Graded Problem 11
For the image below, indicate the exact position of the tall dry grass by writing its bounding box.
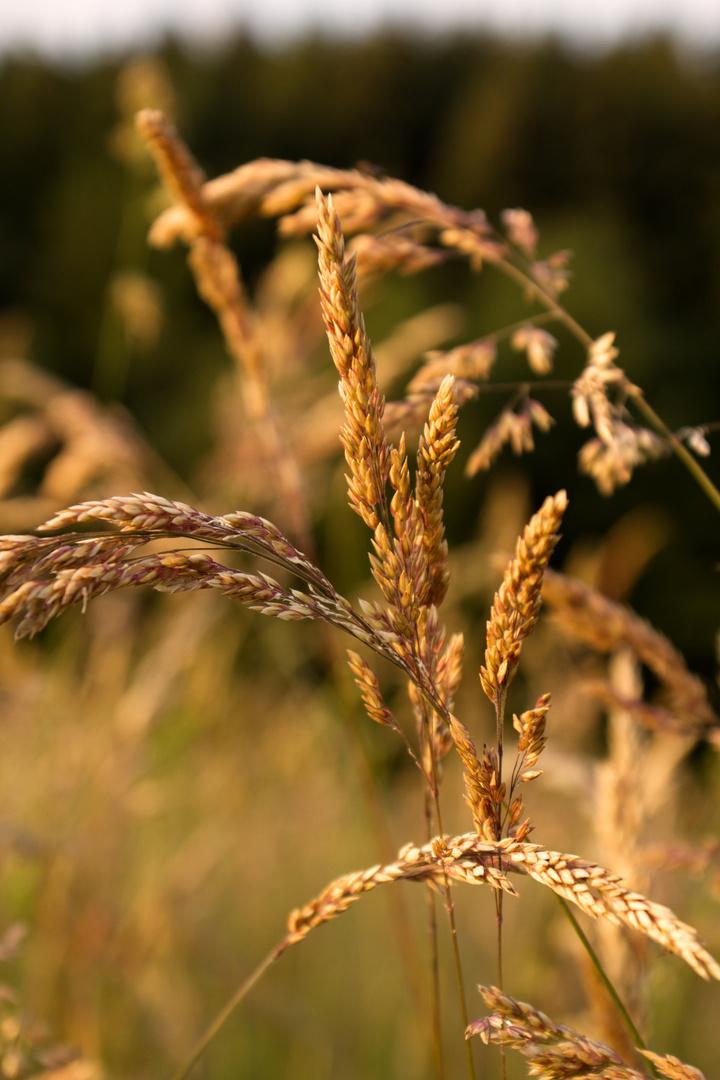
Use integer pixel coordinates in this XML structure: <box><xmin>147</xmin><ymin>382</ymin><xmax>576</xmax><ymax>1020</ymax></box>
<box><xmin>0</xmin><ymin>95</ymin><xmax>718</xmax><ymax>1080</ymax></box>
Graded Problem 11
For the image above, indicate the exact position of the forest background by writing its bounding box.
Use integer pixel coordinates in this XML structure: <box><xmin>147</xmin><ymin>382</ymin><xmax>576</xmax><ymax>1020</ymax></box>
<box><xmin>0</xmin><ymin>28</ymin><xmax>719</xmax><ymax>1080</ymax></box>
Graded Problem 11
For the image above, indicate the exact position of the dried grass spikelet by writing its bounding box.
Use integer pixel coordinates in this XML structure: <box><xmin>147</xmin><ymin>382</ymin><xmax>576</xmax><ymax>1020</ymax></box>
<box><xmin>415</xmin><ymin>373</ymin><xmax>459</xmax><ymax>608</ymax></box>
<box><xmin>572</xmin><ymin>332</ymin><xmax>668</xmax><ymax>494</ymax></box>
<box><xmin>346</xmin><ymin>649</ymin><xmax>397</xmax><ymax>729</ymax></box>
<box><xmin>579</xmin><ymin>424</ymin><xmax>668</xmax><ymax>496</ymax></box>
<box><xmin>135</xmin><ymin>109</ymin><xmax>208</xmax><ymax>228</ymax></box>
<box><xmin>502</xmin><ymin>207</ymin><xmax>539</xmax><ymax>257</ymax></box>
<box><xmin>379</xmin><ymin>831</ymin><xmax>720</xmax><ymax>979</ymax></box>
<box><xmin>403</xmin><ymin>609</ymin><xmax>464</xmax><ymax>777</ymax></box>
<box><xmin>367</xmin><ymin>435</ymin><xmax>425</xmax><ymax>641</ymax></box>
<box><xmin>513</xmin><ymin>693</ymin><xmax>551</xmax><ymax>782</ymax></box>
<box><xmin>383</xmin><ymin>378</ymin><xmax>477</xmax><ymax>443</ymax></box>
<box><xmin>307</xmin><ymin>830</ymin><xmax>720</xmax><ymax>980</ymax></box>
<box><xmin>316</xmin><ymin>190</ymin><xmax>461</xmax><ymax>655</ymax></box>
<box><xmin>408</xmin><ymin>607</ymin><xmax>464</xmax><ymax>772</ymax></box>
<box><xmin>469</xmin><ymin>988</ymin><xmax>709</xmax><ymax>1078</ymax></box>
<box><xmin>350</xmin><ymin>229</ymin><xmax>447</xmax><ymax>278</ymax></box>
<box><xmin>0</xmin><ymin>549</ymin><xmax>331</xmax><ymax>639</ymax></box>
<box><xmin>412</xmin><ymin>340</ymin><xmax>497</xmax><ymax>387</ymax></box>
<box><xmin>465</xmin><ymin>397</ymin><xmax>554</xmax><ymax>476</ymax></box>
<box><xmin>146</xmin><ymin>154</ymin><xmax>505</xmax><ymax>271</ymax></box>
<box><xmin>284</xmin><ymin>833</ymin><xmax>515</xmax><ymax>947</ymax></box>
<box><xmin>676</xmin><ymin>425</ymin><xmax>711</xmax><ymax>458</ymax></box>
<box><xmin>442</xmin><ymin>709</ymin><xmax>502</xmax><ymax>840</ymax></box>
<box><xmin>467</xmin><ymin>985</ymin><xmax>643</xmax><ymax>1077</ymax></box>
<box><xmin>481</xmin><ymin>490</ymin><xmax>567</xmax><ymax>705</ymax></box>
<box><xmin>499</xmin><ymin>840</ymin><xmax>720</xmax><ymax>980</ymax></box>
<box><xmin>641</xmin><ymin>1051</ymin><xmax>708</xmax><ymax>1080</ymax></box>
<box><xmin>505</xmin><ymin>692</ymin><xmax>552</xmax><ymax>843</ymax></box>
<box><xmin>511</xmin><ymin>324</ymin><xmax>558</xmax><ymax>375</ymax></box>
<box><xmin>530</xmin><ymin>248</ymin><xmax>573</xmax><ymax>298</ymax></box>
<box><xmin>0</xmin><ymin>493</ymin><xmax>401</xmax><ymax>663</ymax></box>
<box><xmin>383</xmin><ymin>337</ymin><xmax>491</xmax><ymax>439</ymax></box>
<box><xmin>137</xmin><ymin>110</ymin><xmax>312</xmax><ymax>549</ymax></box>
<box><xmin>315</xmin><ymin>189</ymin><xmax>390</xmax><ymax>532</ymax></box>
<box><xmin>0</xmin><ymin>358</ymin><xmax>159</xmax><ymax>527</ymax></box>
<box><xmin>542</xmin><ymin>569</ymin><xmax>720</xmax><ymax>744</ymax></box>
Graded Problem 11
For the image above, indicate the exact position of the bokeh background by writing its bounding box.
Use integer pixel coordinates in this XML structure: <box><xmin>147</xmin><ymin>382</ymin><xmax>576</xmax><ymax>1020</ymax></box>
<box><xmin>0</xmin><ymin>3</ymin><xmax>719</xmax><ymax>1078</ymax></box>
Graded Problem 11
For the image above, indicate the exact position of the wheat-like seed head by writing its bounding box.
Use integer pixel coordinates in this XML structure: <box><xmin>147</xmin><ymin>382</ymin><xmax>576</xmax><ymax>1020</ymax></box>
<box><xmin>136</xmin><ymin>109</ymin><xmax>210</xmax><ymax>230</ymax></box>
<box><xmin>501</xmin><ymin>841</ymin><xmax>720</xmax><ymax>981</ymax></box>
<box><xmin>468</xmin><ymin>986</ymin><xmax>646</xmax><ymax>1078</ymax></box>
<box><xmin>468</xmin><ymin>987</ymin><xmax>709</xmax><ymax>1079</ymax></box>
<box><xmin>415</xmin><ymin>373</ymin><xmax>459</xmax><ymax>608</ymax></box>
<box><xmin>481</xmin><ymin>490</ymin><xmax>567</xmax><ymax>705</ymax></box>
<box><xmin>0</xmin><ymin>493</ymin><xmax>408</xmax><ymax>666</ymax></box>
<box><xmin>513</xmin><ymin>692</ymin><xmax>551</xmax><ymax>778</ymax></box>
<box><xmin>138</xmin><ymin>111</ymin><xmax>314</xmax><ymax>549</ymax></box>
<box><xmin>315</xmin><ymin>189</ymin><xmax>390</xmax><ymax>533</ymax></box>
<box><xmin>346</xmin><ymin>649</ymin><xmax>397</xmax><ymax>730</ymax></box>
<box><xmin>284</xmin><ymin>834</ymin><xmax>515</xmax><ymax>947</ymax></box>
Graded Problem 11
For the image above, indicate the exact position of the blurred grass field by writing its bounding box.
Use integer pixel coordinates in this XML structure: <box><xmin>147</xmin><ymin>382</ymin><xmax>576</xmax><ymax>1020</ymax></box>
<box><xmin>0</xmin><ymin>37</ymin><xmax>719</xmax><ymax>1080</ymax></box>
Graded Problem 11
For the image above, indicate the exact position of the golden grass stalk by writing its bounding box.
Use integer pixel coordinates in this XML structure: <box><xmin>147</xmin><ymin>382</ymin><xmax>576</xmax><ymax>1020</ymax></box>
<box><xmin>497</xmin><ymin>839</ymin><xmax>720</xmax><ymax>981</ymax></box>
<box><xmin>504</xmin><ymin>692</ymin><xmax>552</xmax><ymax>843</ymax></box>
<box><xmin>467</xmin><ymin>985</ymin><xmax>648</xmax><ymax>1079</ymax></box>
<box><xmin>284</xmin><ymin>834</ymin><xmax>515</xmax><ymax>948</ymax></box>
<box><xmin>0</xmin><ymin>493</ymin><xmax>406</xmax><ymax>665</ymax></box>
<box><xmin>415</xmin><ymin>373</ymin><xmax>460</xmax><ymax>608</ymax></box>
<box><xmin>481</xmin><ymin>490</ymin><xmax>567</xmax><ymax>706</ymax></box>
<box><xmin>468</xmin><ymin>986</ymin><xmax>708</xmax><ymax>1080</ymax></box>
<box><xmin>136</xmin><ymin>110</ymin><xmax>313</xmax><ymax>550</ymax></box>
<box><xmin>468</xmin><ymin>985</ymin><xmax>642</xmax><ymax>1077</ymax></box>
<box><xmin>283</xmin><ymin>830</ymin><xmax>720</xmax><ymax>982</ymax></box>
<box><xmin>315</xmin><ymin>189</ymin><xmax>391</xmax><ymax>532</ymax></box>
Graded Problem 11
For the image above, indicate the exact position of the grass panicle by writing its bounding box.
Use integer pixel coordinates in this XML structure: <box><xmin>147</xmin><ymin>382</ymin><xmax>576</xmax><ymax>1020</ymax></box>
<box><xmin>480</xmin><ymin>489</ymin><xmax>567</xmax><ymax>706</ymax></box>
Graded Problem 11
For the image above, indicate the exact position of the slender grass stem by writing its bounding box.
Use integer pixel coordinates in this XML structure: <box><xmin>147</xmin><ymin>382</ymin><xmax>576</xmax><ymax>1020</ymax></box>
<box><xmin>424</xmin><ymin>785</ymin><xmax>446</xmax><ymax>1080</ymax></box>
<box><xmin>169</xmin><ymin>945</ymin><xmax>284</xmax><ymax>1080</ymax></box>
<box><xmin>556</xmin><ymin>896</ymin><xmax>659</xmax><ymax>1079</ymax></box>
<box><xmin>331</xmin><ymin>635</ymin><xmax>434</xmax><ymax>1051</ymax></box>
<box><xmin>495</xmin><ymin>687</ymin><xmax>507</xmax><ymax>1080</ymax></box>
<box><xmin>427</xmin><ymin>750</ymin><xmax>475</xmax><ymax>1080</ymax></box>
<box><xmin>631</xmin><ymin>393</ymin><xmax>720</xmax><ymax>515</ymax></box>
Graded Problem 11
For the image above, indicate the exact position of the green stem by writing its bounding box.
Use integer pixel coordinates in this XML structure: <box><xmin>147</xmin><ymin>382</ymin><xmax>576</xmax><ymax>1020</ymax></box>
<box><xmin>169</xmin><ymin>945</ymin><xmax>285</xmax><ymax>1080</ymax></box>
<box><xmin>555</xmin><ymin>896</ymin><xmax>658</xmax><ymax>1079</ymax></box>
